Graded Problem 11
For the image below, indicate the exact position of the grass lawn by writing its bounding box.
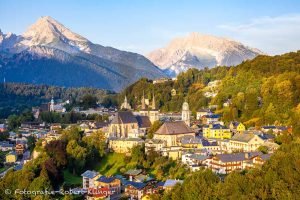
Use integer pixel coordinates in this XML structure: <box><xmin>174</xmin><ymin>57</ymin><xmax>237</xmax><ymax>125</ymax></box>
<box><xmin>92</xmin><ymin>153</ymin><xmax>126</xmax><ymax>176</ymax></box>
<box><xmin>63</xmin><ymin>169</ymin><xmax>82</xmax><ymax>185</ymax></box>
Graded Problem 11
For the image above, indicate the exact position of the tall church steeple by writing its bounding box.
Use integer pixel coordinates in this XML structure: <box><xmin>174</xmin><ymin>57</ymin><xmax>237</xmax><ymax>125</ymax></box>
<box><xmin>182</xmin><ymin>99</ymin><xmax>191</xmax><ymax>126</ymax></box>
<box><xmin>152</xmin><ymin>93</ymin><xmax>156</xmax><ymax>110</ymax></box>
<box><xmin>141</xmin><ymin>91</ymin><xmax>146</xmax><ymax>110</ymax></box>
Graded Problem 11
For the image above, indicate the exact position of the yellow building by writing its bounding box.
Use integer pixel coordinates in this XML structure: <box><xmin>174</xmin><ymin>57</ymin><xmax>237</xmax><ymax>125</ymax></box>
<box><xmin>229</xmin><ymin>121</ymin><xmax>246</xmax><ymax>133</ymax></box>
<box><xmin>6</xmin><ymin>151</ymin><xmax>17</xmax><ymax>163</ymax></box>
<box><xmin>203</xmin><ymin>124</ymin><xmax>232</xmax><ymax>139</ymax></box>
<box><xmin>178</xmin><ymin>136</ymin><xmax>203</xmax><ymax>149</ymax></box>
<box><xmin>109</xmin><ymin>137</ymin><xmax>144</xmax><ymax>154</ymax></box>
<box><xmin>153</xmin><ymin>121</ymin><xmax>195</xmax><ymax>147</ymax></box>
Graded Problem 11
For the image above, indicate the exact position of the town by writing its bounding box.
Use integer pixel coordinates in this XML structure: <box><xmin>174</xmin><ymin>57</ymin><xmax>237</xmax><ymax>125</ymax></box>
<box><xmin>0</xmin><ymin>79</ymin><xmax>289</xmax><ymax>200</ymax></box>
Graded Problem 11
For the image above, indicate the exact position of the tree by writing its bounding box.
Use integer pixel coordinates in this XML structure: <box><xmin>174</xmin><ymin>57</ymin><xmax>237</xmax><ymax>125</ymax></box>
<box><xmin>45</xmin><ymin>140</ymin><xmax>67</xmax><ymax>167</ymax></box>
<box><xmin>7</xmin><ymin>115</ymin><xmax>20</xmax><ymax>130</ymax></box>
<box><xmin>66</xmin><ymin>140</ymin><xmax>87</xmax><ymax>175</ymax></box>
<box><xmin>147</xmin><ymin>121</ymin><xmax>163</xmax><ymax>139</ymax></box>
<box><xmin>27</xmin><ymin>135</ymin><xmax>36</xmax><ymax>153</ymax></box>
<box><xmin>82</xmin><ymin>130</ymin><xmax>106</xmax><ymax>157</ymax></box>
<box><xmin>81</xmin><ymin>94</ymin><xmax>97</xmax><ymax>109</ymax></box>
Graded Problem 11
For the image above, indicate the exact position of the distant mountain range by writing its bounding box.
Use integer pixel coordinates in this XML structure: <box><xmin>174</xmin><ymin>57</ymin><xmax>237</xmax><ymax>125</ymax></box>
<box><xmin>147</xmin><ymin>32</ymin><xmax>263</xmax><ymax>76</ymax></box>
<box><xmin>0</xmin><ymin>16</ymin><xmax>166</xmax><ymax>91</ymax></box>
<box><xmin>0</xmin><ymin>17</ymin><xmax>263</xmax><ymax>90</ymax></box>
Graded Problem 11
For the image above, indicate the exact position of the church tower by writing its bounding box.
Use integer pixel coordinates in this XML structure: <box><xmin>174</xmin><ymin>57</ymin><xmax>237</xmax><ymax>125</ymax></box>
<box><xmin>50</xmin><ymin>97</ymin><xmax>55</xmax><ymax>112</ymax></box>
<box><xmin>182</xmin><ymin>100</ymin><xmax>190</xmax><ymax>126</ymax></box>
<box><xmin>120</xmin><ymin>95</ymin><xmax>132</xmax><ymax>110</ymax></box>
<box><xmin>149</xmin><ymin>93</ymin><xmax>159</xmax><ymax>124</ymax></box>
<box><xmin>140</xmin><ymin>91</ymin><xmax>148</xmax><ymax>116</ymax></box>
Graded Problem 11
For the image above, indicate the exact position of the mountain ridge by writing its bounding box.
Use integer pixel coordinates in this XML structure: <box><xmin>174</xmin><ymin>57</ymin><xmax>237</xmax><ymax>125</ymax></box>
<box><xmin>0</xmin><ymin>16</ymin><xmax>166</xmax><ymax>91</ymax></box>
<box><xmin>147</xmin><ymin>32</ymin><xmax>263</xmax><ymax>76</ymax></box>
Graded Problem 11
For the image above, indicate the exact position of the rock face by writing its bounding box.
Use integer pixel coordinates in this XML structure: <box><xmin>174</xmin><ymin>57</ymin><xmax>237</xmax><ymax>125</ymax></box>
<box><xmin>147</xmin><ymin>32</ymin><xmax>263</xmax><ymax>76</ymax></box>
<box><xmin>0</xmin><ymin>16</ymin><xmax>166</xmax><ymax>91</ymax></box>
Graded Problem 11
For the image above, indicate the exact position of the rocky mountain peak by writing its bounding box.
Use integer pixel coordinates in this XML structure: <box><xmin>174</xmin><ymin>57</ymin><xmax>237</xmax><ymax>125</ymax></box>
<box><xmin>147</xmin><ymin>32</ymin><xmax>263</xmax><ymax>76</ymax></box>
<box><xmin>21</xmin><ymin>16</ymin><xmax>89</xmax><ymax>48</ymax></box>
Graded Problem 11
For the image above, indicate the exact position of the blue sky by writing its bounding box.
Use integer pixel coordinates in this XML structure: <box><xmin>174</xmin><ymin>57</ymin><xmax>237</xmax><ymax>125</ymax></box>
<box><xmin>0</xmin><ymin>0</ymin><xmax>300</xmax><ymax>55</ymax></box>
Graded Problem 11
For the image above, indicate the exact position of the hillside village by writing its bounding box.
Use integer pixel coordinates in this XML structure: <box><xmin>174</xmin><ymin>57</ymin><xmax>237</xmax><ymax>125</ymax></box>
<box><xmin>0</xmin><ymin>79</ymin><xmax>289</xmax><ymax>199</ymax></box>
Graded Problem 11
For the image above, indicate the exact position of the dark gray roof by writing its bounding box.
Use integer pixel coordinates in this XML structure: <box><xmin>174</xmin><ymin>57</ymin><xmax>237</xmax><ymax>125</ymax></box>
<box><xmin>125</xmin><ymin>169</ymin><xmax>142</xmax><ymax>176</ymax></box>
<box><xmin>81</xmin><ymin>170</ymin><xmax>99</xmax><ymax>179</ymax></box>
<box><xmin>231</xmin><ymin>133</ymin><xmax>257</xmax><ymax>142</ymax></box>
<box><xmin>259</xmin><ymin>154</ymin><xmax>272</xmax><ymax>161</ymax></box>
<box><xmin>216</xmin><ymin>152</ymin><xmax>262</xmax><ymax>162</ymax></box>
<box><xmin>111</xmin><ymin>111</ymin><xmax>138</xmax><ymax>124</ymax></box>
<box><xmin>136</xmin><ymin>115</ymin><xmax>151</xmax><ymax>128</ymax></box>
<box><xmin>156</xmin><ymin>121</ymin><xmax>194</xmax><ymax>135</ymax></box>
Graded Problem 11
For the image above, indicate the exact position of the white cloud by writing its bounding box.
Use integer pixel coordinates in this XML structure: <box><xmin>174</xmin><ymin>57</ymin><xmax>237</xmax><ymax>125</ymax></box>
<box><xmin>218</xmin><ymin>14</ymin><xmax>300</xmax><ymax>55</ymax></box>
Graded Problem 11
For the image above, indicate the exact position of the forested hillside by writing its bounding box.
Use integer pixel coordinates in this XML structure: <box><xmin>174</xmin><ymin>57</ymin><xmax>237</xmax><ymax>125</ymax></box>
<box><xmin>0</xmin><ymin>83</ymin><xmax>109</xmax><ymax>118</ymax></box>
<box><xmin>121</xmin><ymin>51</ymin><xmax>300</xmax><ymax>127</ymax></box>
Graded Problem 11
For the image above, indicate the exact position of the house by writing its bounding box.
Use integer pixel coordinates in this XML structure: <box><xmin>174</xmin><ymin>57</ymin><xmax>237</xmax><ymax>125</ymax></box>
<box><xmin>108</xmin><ymin>137</ymin><xmax>144</xmax><ymax>154</ymax></box>
<box><xmin>229</xmin><ymin>121</ymin><xmax>246</xmax><ymax>133</ymax></box>
<box><xmin>202</xmin><ymin>114</ymin><xmax>220</xmax><ymax>125</ymax></box>
<box><xmin>202</xmin><ymin>139</ymin><xmax>221</xmax><ymax>154</ymax></box>
<box><xmin>171</xmin><ymin>89</ymin><xmax>177</xmax><ymax>96</ymax></box>
<box><xmin>178</xmin><ymin>136</ymin><xmax>203</xmax><ymax>149</ymax></box>
<box><xmin>261</xmin><ymin>125</ymin><xmax>277</xmax><ymax>133</ymax></box>
<box><xmin>253</xmin><ymin>154</ymin><xmax>272</xmax><ymax>166</ymax></box>
<box><xmin>124</xmin><ymin>181</ymin><xmax>147</xmax><ymax>200</ymax></box>
<box><xmin>81</xmin><ymin>170</ymin><xmax>101</xmax><ymax>189</ymax></box>
<box><xmin>15</xmin><ymin>143</ymin><xmax>25</xmax><ymax>155</ymax></box>
<box><xmin>0</xmin><ymin>141</ymin><xmax>14</xmax><ymax>151</ymax></box>
<box><xmin>182</xmin><ymin>153</ymin><xmax>210</xmax><ymax>170</ymax></box>
<box><xmin>0</xmin><ymin>124</ymin><xmax>7</xmax><ymax>132</ymax></box>
<box><xmin>6</xmin><ymin>151</ymin><xmax>17</xmax><ymax>163</ymax></box>
<box><xmin>210</xmin><ymin>152</ymin><xmax>262</xmax><ymax>174</ymax></box>
<box><xmin>94</xmin><ymin>176</ymin><xmax>121</xmax><ymax>196</ymax></box>
<box><xmin>163</xmin><ymin>179</ymin><xmax>183</xmax><ymax>191</ymax></box>
<box><xmin>203</xmin><ymin>124</ymin><xmax>231</xmax><ymax>139</ymax></box>
<box><xmin>145</xmin><ymin>139</ymin><xmax>165</xmax><ymax>153</ymax></box>
<box><xmin>196</xmin><ymin>109</ymin><xmax>212</xmax><ymax>120</ymax></box>
<box><xmin>153</xmin><ymin>121</ymin><xmax>195</xmax><ymax>147</ymax></box>
<box><xmin>228</xmin><ymin>132</ymin><xmax>265</xmax><ymax>152</ymax></box>
<box><xmin>125</xmin><ymin>169</ymin><xmax>143</xmax><ymax>181</ymax></box>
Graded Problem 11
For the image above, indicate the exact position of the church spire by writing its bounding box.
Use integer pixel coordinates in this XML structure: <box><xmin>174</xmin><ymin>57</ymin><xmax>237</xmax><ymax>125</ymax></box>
<box><xmin>141</xmin><ymin>91</ymin><xmax>146</xmax><ymax>110</ymax></box>
<box><xmin>152</xmin><ymin>93</ymin><xmax>156</xmax><ymax>110</ymax></box>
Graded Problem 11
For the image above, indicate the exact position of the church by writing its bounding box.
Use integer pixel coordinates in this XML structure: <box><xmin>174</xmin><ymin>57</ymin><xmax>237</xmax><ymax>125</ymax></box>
<box><xmin>139</xmin><ymin>92</ymin><xmax>159</xmax><ymax>124</ymax></box>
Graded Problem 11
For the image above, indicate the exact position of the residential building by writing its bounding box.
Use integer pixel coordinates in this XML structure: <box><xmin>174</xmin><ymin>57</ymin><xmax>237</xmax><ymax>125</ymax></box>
<box><xmin>0</xmin><ymin>141</ymin><xmax>14</xmax><ymax>151</ymax></box>
<box><xmin>210</xmin><ymin>152</ymin><xmax>262</xmax><ymax>174</ymax></box>
<box><xmin>203</xmin><ymin>124</ymin><xmax>232</xmax><ymax>139</ymax></box>
<box><xmin>108</xmin><ymin>137</ymin><xmax>144</xmax><ymax>154</ymax></box>
<box><xmin>196</xmin><ymin>108</ymin><xmax>212</xmax><ymax>120</ymax></box>
<box><xmin>178</xmin><ymin>136</ymin><xmax>203</xmax><ymax>149</ymax></box>
<box><xmin>253</xmin><ymin>154</ymin><xmax>272</xmax><ymax>166</ymax></box>
<box><xmin>229</xmin><ymin>121</ymin><xmax>246</xmax><ymax>133</ymax></box>
<box><xmin>81</xmin><ymin>170</ymin><xmax>101</xmax><ymax>189</ymax></box>
<box><xmin>228</xmin><ymin>133</ymin><xmax>265</xmax><ymax>152</ymax></box>
<box><xmin>163</xmin><ymin>179</ymin><xmax>183</xmax><ymax>191</ymax></box>
<box><xmin>124</xmin><ymin>181</ymin><xmax>147</xmax><ymax>200</ymax></box>
<box><xmin>0</xmin><ymin>124</ymin><xmax>7</xmax><ymax>132</ymax></box>
<box><xmin>125</xmin><ymin>169</ymin><xmax>143</xmax><ymax>181</ymax></box>
<box><xmin>15</xmin><ymin>143</ymin><xmax>25</xmax><ymax>155</ymax></box>
<box><xmin>94</xmin><ymin>176</ymin><xmax>121</xmax><ymax>196</ymax></box>
<box><xmin>202</xmin><ymin>114</ymin><xmax>220</xmax><ymax>125</ymax></box>
<box><xmin>145</xmin><ymin>139</ymin><xmax>165</xmax><ymax>153</ymax></box>
<box><xmin>153</xmin><ymin>121</ymin><xmax>195</xmax><ymax>147</ymax></box>
<box><xmin>6</xmin><ymin>151</ymin><xmax>17</xmax><ymax>163</ymax></box>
